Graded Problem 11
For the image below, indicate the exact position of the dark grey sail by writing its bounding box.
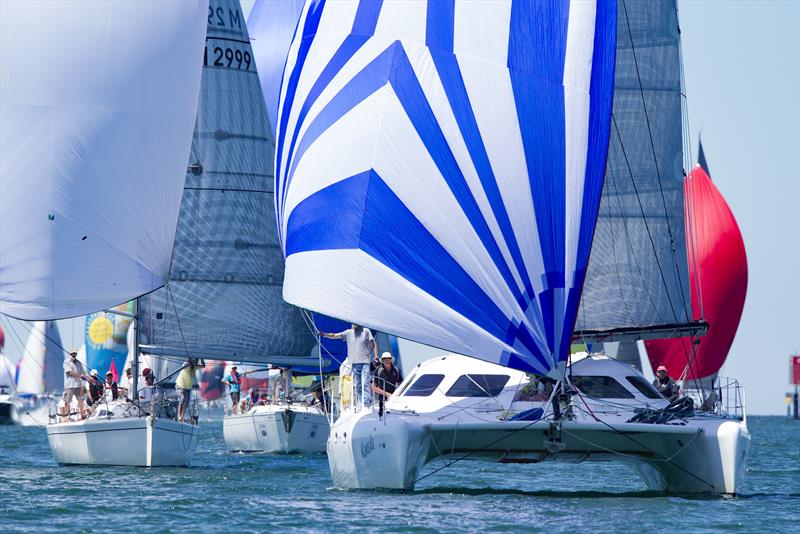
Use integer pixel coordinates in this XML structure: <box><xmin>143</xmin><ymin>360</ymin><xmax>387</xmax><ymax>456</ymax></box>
<box><xmin>139</xmin><ymin>0</ymin><xmax>324</xmax><ymax>367</ymax></box>
<box><xmin>575</xmin><ymin>0</ymin><xmax>705</xmax><ymax>343</ymax></box>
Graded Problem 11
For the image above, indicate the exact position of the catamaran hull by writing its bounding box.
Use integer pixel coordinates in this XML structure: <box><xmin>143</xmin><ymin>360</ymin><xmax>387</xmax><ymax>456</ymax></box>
<box><xmin>223</xmin><ymin>407</ymin><xmax>328</xmax><ymax>453</ymax></box>
<box><xmin>328</xmin><ymin>411</ymin><xmax>750</xmax><ymax>495</ymax></box>
<box><xmin>46</xmin><ymin>416</ymin><xmax>199</xmax><ymax>466</ymax></box>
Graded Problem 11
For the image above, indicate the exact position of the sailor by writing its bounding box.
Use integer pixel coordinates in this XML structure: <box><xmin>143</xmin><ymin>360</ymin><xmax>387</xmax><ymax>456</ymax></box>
<box><xmin>176</xmin><ymin>357</ymin><xmax>205</xmax><ymax>423</ymax></box>
<box><xmin>653</xmin><ymin>365</ymin><xmax>680</xmax><ymax>401</ymax></box>
<box><xmin>222</xmin><ymin>365</ymin><xmax>242</xmax><ymax>414</ymax></box>
<box><xmin>138</xmin><ymin>368</ymin><xmax>158</xmax><ymax>404</ymax></box>
<box><xmin>103</xmin><ymin>371</ymin><xmax>120</xmax><ymax>403</ymax></box>
<box><xmin>60</xmin><ymin>350</ymin><xmax>87</xmax><ymax>421</ymax></box>
<box><xmin>310</xmin><ymin>380</ymin><xmax>330</xmax><ymax>414</ymax></box>
<box><xmin>372</xmin><ymin>352</ymin><xmax>403</xmax><ymax>417</ymax></box>
<box><xmin>248</xmin><ymin>387</ymin><xmax>260</xmax><ymax>408</ymax></box>
<box><xmin>321</xmin><ymin>324</ymin><xmax>378</xmax><ymax>410</ymax></box>
<box><xmin>88</xmin><ymin>369</ymin><xmax>104</xmax><ymax>404</ymax></box>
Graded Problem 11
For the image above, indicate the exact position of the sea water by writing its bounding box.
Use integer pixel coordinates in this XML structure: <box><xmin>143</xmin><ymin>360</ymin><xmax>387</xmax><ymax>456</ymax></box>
<box><xmin>0</xmin><ymin>416</ymin><xmax>797</xmax><ymax>532</ymax></box>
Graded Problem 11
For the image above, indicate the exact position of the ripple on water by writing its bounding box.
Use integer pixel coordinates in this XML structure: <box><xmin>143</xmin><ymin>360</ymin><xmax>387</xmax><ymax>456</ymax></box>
<box><xmin>0</xmin><ymin>416</ymin><xmax>798</xmax><ymax>533</ymax></box>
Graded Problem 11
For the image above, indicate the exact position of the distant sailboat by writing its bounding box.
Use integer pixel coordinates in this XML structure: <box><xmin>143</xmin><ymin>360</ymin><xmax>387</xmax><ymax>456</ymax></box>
<box><xmin>0</xmin><ymin>1</ymin><xmax>208</xmax><ymax>465</ymax></box>
<box><xmin>274</xmin><ymin>0</ymin><xmax>750</xmax><ymax>493</ymax></box>
<box><xmin>645</xmin><ymin>142</ymin><xmax>748</xmax><ymax>387</ymax></box>
<box><xmin>14</xmin><ymin>321</ymin><xmax>64</xmax><ymax>426</ymax></box>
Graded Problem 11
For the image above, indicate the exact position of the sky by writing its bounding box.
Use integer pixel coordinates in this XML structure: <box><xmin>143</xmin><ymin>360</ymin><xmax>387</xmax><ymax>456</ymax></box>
<box><xmin>2</xmin><ymin>0</ymin><xmax>798</xmax><ymax>415</ymax></box>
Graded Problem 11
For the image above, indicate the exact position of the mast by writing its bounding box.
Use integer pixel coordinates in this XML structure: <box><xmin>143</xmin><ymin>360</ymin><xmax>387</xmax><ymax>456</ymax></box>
<box><xmin>132</xmin><ymin>299</ymin><xmax>139</xmax><ymax>405</ymax></box>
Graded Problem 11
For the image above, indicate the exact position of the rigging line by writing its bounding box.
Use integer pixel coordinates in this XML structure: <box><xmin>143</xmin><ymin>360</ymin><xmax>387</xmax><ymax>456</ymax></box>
<box><xmin>167</xmin><ymin>285</ymin><xmax>192</xmax><ymax>360</ymax></box>
<box><xmin>414</xmin><ymin>384</ymin><xmax>561</xmax><ymax>485</ymax></box>
<box><xmin>606</xmin><ymin>161</ymin><xmax>663</xmax><ymax>325</ymax></box>
<box><xmin>611</xmin><ymin>115</ymin><xmax>681</xmax><ymax>326</ymax></box>
<box><xmin>570</xmin><ymin>400</ymin><xmax>714</xmax><ymax>490</ymax></box>
<box><xmin>620</xmin><ymin>0</ymin><xmax>695</xmax><ymax>337</ymax></box>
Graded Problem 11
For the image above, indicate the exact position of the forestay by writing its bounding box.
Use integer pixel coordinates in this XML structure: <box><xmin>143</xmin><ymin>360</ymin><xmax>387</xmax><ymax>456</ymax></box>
<box><xmin>275</xmin><ymin>1</ymin><xmax>617</xmax><ymax>375</ymax></box>
<box><xmin>575</xmin><ymin>0</ymin><xmax>696</xmax><ymax>341</ymax></box>
<box><xmin>139</xmin><ymin>0</ymin><xmax>331</xmax><ymax>371</ymax></box>
<box><xmin>0</xmin><ymin>1</ymin><xmax>208</xmax><ymax>320</ymax></box>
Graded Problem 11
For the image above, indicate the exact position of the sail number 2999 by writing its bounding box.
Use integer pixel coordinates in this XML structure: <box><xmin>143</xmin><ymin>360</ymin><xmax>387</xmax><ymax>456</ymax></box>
<box><xmin>204</xmin><ymin>45</ymin><xmax>252</xmax><ymax>71</ymax></box>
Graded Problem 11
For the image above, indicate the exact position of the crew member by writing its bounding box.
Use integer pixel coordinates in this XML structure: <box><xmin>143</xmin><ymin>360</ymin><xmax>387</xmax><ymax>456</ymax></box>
<box><xmin>372</xmin><ymin>352</ymin><xmax>403</xmax><ymax>417</ymax></box>
<box><xmin>176</xmin><ymin>357</ymin><xmax>205</xmax><ymax>423</ymax></box>
<box><xmin>61</xmin><ymin>350</ymin><xmax>87</xmax><ymax>421</ymax></box>
<box><xmin>320</xmin><ymin>324</ymin><xmax>377</xmax><ymax>410</ymax></box>
<box><xmin>223</xmin><ymin>365</ymin><xmax>242</xmax><ymax>414</ymax></box>
<box><xmin>653</xmin><ymin>365</ymin><xmax>680</xmax><ymax>401</ymax></box>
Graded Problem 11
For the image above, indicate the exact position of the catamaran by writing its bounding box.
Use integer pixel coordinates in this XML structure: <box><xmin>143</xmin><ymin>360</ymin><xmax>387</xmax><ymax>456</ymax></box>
<box><xmin>272</xmin><ymin>0</ymin><xmax>750</xmax><ymax>494</ymax></box>
<box><xmin>0</xmin><ymin>1</ymin><xmax>207</xmax><ymax>465</ymax></box>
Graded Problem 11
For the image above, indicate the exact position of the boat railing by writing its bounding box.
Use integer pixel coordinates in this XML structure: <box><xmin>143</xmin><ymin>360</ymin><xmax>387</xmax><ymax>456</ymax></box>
<box><xmin>685</xmin><ymin>377</ymin><xmax>746</xmax><ymax>420</ymax></box>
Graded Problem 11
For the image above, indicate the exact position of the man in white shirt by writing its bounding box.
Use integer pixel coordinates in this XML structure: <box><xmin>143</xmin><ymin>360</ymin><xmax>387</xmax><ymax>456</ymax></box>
<box><xmin>138</xmin><ymin>369</ymin><xmax>159</xmax><ymax>408</ymax></box>
<box><xmin>61</xmin><ymin>350</ymin><xmax>87</xmax><ymax>420</ymax></box>
<box><xmin>321</xmin><ymin>324</ymin><xmax>377</xmax><ymax>410</ymax></box>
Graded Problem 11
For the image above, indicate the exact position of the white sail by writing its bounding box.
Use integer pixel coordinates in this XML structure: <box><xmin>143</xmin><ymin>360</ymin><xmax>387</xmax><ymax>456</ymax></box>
<box><xmin>0</xmin><ymin>1</ymin><xmax>208</xmax><ymax>320</ymax></box>
<box><xmin>15</xmin><ymin>321</ymin><xmax>63</xmax><ymax>394</ymax></box>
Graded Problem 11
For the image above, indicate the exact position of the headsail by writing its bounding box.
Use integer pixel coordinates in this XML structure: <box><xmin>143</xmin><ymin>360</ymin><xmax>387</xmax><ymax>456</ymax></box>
<box><xmin>575</xmin><ymin>0</ymin><xmax>703</xmax><ymax>342</ymax></box>
<box><xmin>139</xmin><ymin>0</ymin><xmax>333</xmax><ymax>371</ymax></box>
<box><xmin>275</xmin><ymin>1</ymin><xmax>618</xmax><ymax>374</ymax></box>
<box><xmin>645</xmin><ymin>142</ymin><xmax>747</xmax><ymax>381</ymax></box>
<box><xmin>0</xmin><ymin>1</ymin><xmax>208</xmax><ymax>320</ymax></box>
<box><xmin>16</xmin><ymin>321</ymin><xmax>64</xmax><ymax>394</ymax></box>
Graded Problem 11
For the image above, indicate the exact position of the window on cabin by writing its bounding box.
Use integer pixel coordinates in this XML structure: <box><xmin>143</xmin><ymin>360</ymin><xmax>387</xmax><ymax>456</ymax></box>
<box><xmin>445</xmin><ymin>374</ymin><xmax>510</xmax><ymax>397</ymax></box>
<box><xmin>402</xmin><ymin>374</ymin><xmax>445</xmax><ymax>397</ymax></box>
<box><xmin>571</xmin><ymin>375</ymin><xmax>634</xmax><ymax>399</ymax></box>
<box><xmin>626</xmin><ymin>375</ymin><xmax>663</xmax><ymax>399</ymax></box>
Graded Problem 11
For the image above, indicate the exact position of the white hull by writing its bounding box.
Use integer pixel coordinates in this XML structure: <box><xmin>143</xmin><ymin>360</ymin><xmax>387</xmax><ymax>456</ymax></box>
<box><xmin>223</xmin><ymin>404</ymin><xmax>329</xmax><ymax>453</ymax></box>
<box><xmin>327</xmin><ymin>354</ymin><xmax>751</xmax><ymax>495</ymax></box>
<box><xmin>47</xmin><ymin>416</ymin><xmax>199</xmax><ymax>466</ymax></box>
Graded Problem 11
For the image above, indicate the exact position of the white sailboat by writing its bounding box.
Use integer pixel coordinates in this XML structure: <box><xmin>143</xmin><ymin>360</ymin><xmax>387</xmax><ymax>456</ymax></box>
<box><xmin>131</xmin><ymin>0</ymin><xmax>340</xmax><ymax>456</ymax></box>
<box><xmin>0</xmin><ymin>352</ymin><xmax>19</xmax><ymax>424</ymax></box>
<box><xmin>273</xmin><ymin>0</ymin><xmax>750</xmax><ymax>494</ymax></box>
<box><xmin>15</xmin><ymin>321</ymin><xmax>64</xmax><ymax>426</ymax></box>
<box><xmin>0</xmin><ymin>1</ymin><xmax>208</xmax><ymax>465</ymax></box>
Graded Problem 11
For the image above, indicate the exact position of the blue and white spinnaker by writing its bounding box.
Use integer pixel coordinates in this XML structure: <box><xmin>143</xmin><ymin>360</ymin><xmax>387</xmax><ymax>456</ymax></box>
<box><xmin>276</xmin><ymin>1</ymin><xmax>617</xmax><ymax>375</ymax></box>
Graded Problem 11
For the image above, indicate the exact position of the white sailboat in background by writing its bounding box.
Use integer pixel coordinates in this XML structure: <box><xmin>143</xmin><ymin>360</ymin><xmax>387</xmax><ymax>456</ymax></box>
<box><xmin>0</xmin><ymin>1</ymin><xmax>208</xmax><ymax>465</ymax></box>
<box><xmin>15</xmin><ymin>321</ymin><xmax>64</xmax><ymax>426</ymax></box>
<box><xmin>274</xmin><ymin>0</ymin><xmax>749</xmax><ymax>494</ymax></box>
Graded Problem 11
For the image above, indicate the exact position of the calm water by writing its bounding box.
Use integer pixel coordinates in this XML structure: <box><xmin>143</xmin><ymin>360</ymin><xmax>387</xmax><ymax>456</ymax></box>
<box><xmin>0</xmin><ymin>416</ymin><xmax>797</xmax><ymax>533</ymax></box>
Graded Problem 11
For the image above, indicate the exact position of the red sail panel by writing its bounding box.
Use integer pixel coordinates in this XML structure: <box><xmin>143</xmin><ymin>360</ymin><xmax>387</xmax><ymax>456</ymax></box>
<box><xmin>645</xmin><ymin>160</ymin><xmax>747</xmax><ymax>381</ymax></box>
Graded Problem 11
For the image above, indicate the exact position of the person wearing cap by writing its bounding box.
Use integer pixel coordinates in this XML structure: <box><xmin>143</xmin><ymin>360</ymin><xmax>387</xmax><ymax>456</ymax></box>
<box><xmin>320</xmin><ymin>324</ymin><xmax>378</xmax><ymax>410</ymax></box>
<box><xmin>176</xmin><ymin>357</ymin><xmax>205</xmax><ymax>423</ymax></box>
<box><xmin>138</xmin><ymin>368</ymin><xmax>159</xmax><ymax>406</ymax></box>
<box><xmin>372</xmin><ymin>352</ymin><xmax>403</xmax><ymax>417</ymax></box>
<box><xmin>222</xmin><ymin>365</ymin><xmax>243</xmax><ymax>414</ymax></box>
<box><xmin>60</xmin><ymin>350</ymin><xmax>88</xmax><ymax>420</ymax></box>
<box><xmin>653</xmin><ymin>365</ymin><xmax>680</xmax><ymax>401</ymax></box>
<box><xmin>88</xmin><ymin>369</ymin><xmax>104</xmax><ymax>404</ymax></box>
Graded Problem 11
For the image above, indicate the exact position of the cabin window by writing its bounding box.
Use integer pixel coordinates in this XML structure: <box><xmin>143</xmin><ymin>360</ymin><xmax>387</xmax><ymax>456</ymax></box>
<box><xmin>445</xmin><ymin>374</ymin><xmax>510</xmax><ymax>397</ymax></box>
<box><xmin>571</xmin><ymin>376</ymin><xmax>634</xmax><ymax>399</ymax></box>
<box><xmin>626</xmin><ymin>376</ymin><xmax>663</xmax><ymax>399</ymax></box>
<box><xmin>403</xmin><ymin>374</ymin><xmax>445</xmax><ymax>397</ymax></box>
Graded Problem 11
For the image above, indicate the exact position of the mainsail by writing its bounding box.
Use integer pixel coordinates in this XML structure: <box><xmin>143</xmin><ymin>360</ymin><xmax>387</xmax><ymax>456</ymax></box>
<box><xmin>0</xmin><ymin>1</ymin><xmax>208</xmax><ymax>320</ymax></box>
<box><xmin>16</xmin><ymin>321</ymin><xmax>64</xmax><ymax>395</ymax></box>
<box><xmin>645</xmin><ymin>142</ymin><xmax>747</xmax><ymax>381</ymax></box>
<box><xmin>275</xmin><ymin>1</ymin><xmax>618</xmax><ymax>375</ymax></box>
<box><xmin>575</xmin><ymin>0</ymin><xmax>702</xmax><ymax>342</ymax></box>
<box><xmin>139</xmin><ymin>0</ymin><xmax>333</xmax><ymax>371</ymax></box>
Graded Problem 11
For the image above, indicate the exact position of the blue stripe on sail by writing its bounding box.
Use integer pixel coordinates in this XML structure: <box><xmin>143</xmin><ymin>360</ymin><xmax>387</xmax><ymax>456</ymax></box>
<box><xmin>560</xmin><ymin>0</ymin><xmax>618</xmax><ymax>362</ymax></box>
<box><xmin>286</xmin><ymin>40</ymin><xmax>537</xmax><ymax>343</ymax></box>
<box><xmin>275</xmin><ymin>0</ymin><xmax>326</xmax><ymax>233</ymax></box>
<box><xmin>508</xmin><ymin>0</ymin><xmax>570</xmax><ymax>356</ymax></box>
<box><xmin>278</xmin><ymin>0</ymin><xmax>384</xmax><ymax>226</ymax></box>
<box><xmin>286</xmin><ymin>171</ymin><xmax>551</xmax><ymax>373</ymax></box>
<box><xmin>425</xmin><ymin>1</ymin><xmax>546</xmax><ymax>336</ymax></box>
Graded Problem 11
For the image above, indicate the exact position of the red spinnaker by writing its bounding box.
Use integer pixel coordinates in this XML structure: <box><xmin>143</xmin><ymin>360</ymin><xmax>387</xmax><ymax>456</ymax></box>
<box><xmin>645</xmin><ymin>146</ymin><xmax>747</xmax><ymax>381</ymax></box>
